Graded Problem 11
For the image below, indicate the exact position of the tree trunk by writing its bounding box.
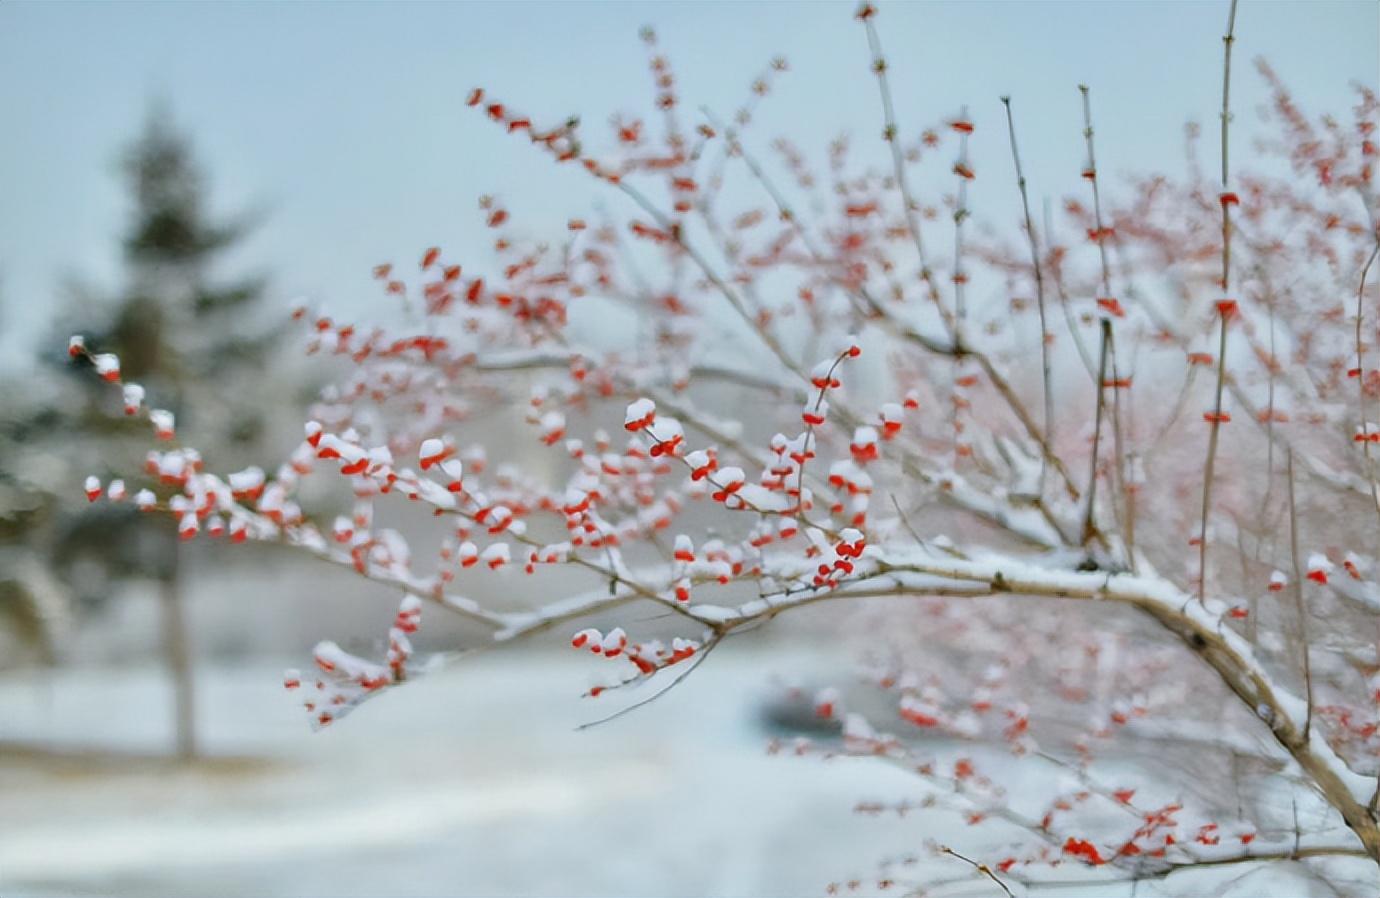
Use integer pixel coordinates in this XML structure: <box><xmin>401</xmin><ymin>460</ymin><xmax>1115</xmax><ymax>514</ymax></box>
<box><xmin>159</xmin><ymin>548</ymin><xmax>196</xmax><ymax>760</ymax></box>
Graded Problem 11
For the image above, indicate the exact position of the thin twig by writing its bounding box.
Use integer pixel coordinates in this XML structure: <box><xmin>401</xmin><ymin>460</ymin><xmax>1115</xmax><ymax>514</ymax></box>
<box><xmin>938</xmin><ymin>846</ymin><xmax>1015</xmax><ymax>898</ymax></box>
<box><xmin>1044</xmin><ymin>196</ymin><xmax>1099</xmax><ymax>381</ymax></box>
<box><xmin>576</xmin><ymin>635</ymin><xmax>720</xmax><ymax>729</ymax></box>
<box><xmin>951</xmin><ymin>104</ymin><xmax>974</xmax><ymax>463</ymax></box>
<box><xmin>859</xmin><ymin>9</ymin><xmax>953</xmax><ymax>336</ymax></box>
<box><xmin>1353</xmin><ymin>243</ymin><xmax>1380</xmax><ymax>528</ymax></box>
<box><xmin>1002</xmin><ymin>96</ymin><xmax>1054</xmax><ymax>498</ymax></box>
<box><xmin>1079</xmin><ymin>85</ymin><xmax>1114</xmax><ymax>301</ymax></box>
<box><xmin>1196</xmin><ymin>0</ymin><xmax>1240</xmax><ymax>603</ymax></box>
<box><xmin>1285</xmin><ymin>449</ymin><xmax>1313</xmax><ymax>742</ymax></box>
<box><xmin>1079</xmin><ymin>85</ymin><xmax>1129</xmax><ymax>554</ymax></box>
<box><xmin>889</xmin><ymin>492</ymin><xmax>928</xmax><ymax>549</ymax></box>
<box><xmin>1108</xmin><ymin>327</ymin><xmax>1135</xmax><ymax>569</ymax></box>
<box><xmin>1083</xmin><ymin>320</ymin><xmax>1112</xmax><ymax>547</ymax></box>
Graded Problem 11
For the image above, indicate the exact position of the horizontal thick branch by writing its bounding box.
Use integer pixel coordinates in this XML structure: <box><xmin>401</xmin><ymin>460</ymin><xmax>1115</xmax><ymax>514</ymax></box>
<box><xmin>684</xmin><ymin>550</ymin><xmax>1380</xmax><ymax>861</ymax></box>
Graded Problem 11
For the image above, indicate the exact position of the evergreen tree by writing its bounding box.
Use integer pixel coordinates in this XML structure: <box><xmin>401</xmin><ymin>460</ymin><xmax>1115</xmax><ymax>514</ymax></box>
<box><xmin>0</xmin><ymin>283</ymin><xmax>70</xmax><ymax>669</ymax></box>
<box><xmin>103</xmin><ymin>106</ymin><xmax>275</xmax><ymax>443</ymax></box>
<box><xmin>54</xmin><ymin>106</ymin><xmax>277</xmax><ymax>758</ymax></box>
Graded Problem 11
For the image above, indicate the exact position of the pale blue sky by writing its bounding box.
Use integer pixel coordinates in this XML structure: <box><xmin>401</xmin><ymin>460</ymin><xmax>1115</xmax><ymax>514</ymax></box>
<box><xmin>1</xmin><ymin>1</ymin><xmax>1375</xmax><ymax>367</ymax></box>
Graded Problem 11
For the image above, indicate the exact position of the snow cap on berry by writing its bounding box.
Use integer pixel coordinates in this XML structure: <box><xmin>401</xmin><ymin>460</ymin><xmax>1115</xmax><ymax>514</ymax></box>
<box><xmin>624</xmin><ymin>397</ymin><xmax>656</xmax><ymax>432</ymax></box>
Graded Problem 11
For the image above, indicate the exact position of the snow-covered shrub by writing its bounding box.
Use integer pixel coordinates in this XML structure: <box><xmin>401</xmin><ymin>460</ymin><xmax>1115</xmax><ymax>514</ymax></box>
<box><xmin>74</xmin><ymin>3</ymin><xmax>1380</xmax><ymax>892</ymax></box>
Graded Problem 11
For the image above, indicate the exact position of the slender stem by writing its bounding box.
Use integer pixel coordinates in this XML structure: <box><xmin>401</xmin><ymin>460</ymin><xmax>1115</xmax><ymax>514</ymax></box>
<box><xmin>1108</xmin><ymin>329</ymin><xmax>1135</xmax><ymax>569</ymax></box>
<box><xmin>859</xmin><ymin>11</ymin><xmax>954</xmax><ymax>336</ymax></box>
<box><xmin>1079</xmin><ymin>85</ymin><xmax>1113</xmax><ymax>299</ymax></box>
<box><xmin>1265</xmin><ymin>299</ymin><xmax>1277</xmax><ymax>492</ymax></box>
<box><xmin>938</xmin><ymin>846</ymin><xmax>1015</xmax><ymax>898</ymax></box>
<box><xmin>951</xmin><ymin>105</ymin><xmax>973</xmax><ymax>464</ymax></box>
<box><xmin>953</xmin><ymin>105</ymin><xmax>972</xmax><ymax>330</ymax></box>
<box><xmin>1044</xmin><ymin>196</ymin><xmax>1099</xmax><ymax>380</ymax></box>
<box><xmin>1197</xmin><ymin>0</ymin><xmax>1240</xmax><ymax>603</ymax></box>
<box><xmin>1221</xmin><ymin>0</ymin><xmax>1239</xmax><ymax>216</ymax></box>
<box><xmin>1198</xmin><ymin>315</ymin><xmax>1231</xmax><ymax>602</ymax></box>
<box><xmin>1079</xmin><ymin>86</ymin><xmax>1128</xmax><ymax>555</ymax></box>
<box><xmin>1354</xmin><ymin>243</ymin><xmax>1380</xmax><ymax>527</ymax></box>
<box><xmin>1355</xmin><ymin>242</ymin><xmax>1380</xmax><ymax>818</ymax></box>
<box><xmin>1083</xmin><ymin>321</ymin><xmax>1112</xmax><ymax>547</ymax></box>
<box><xmin>1002</xmin><ymin>96</ymin><xmax>1054</xmax><ymax>497</ymax></box>
<box><xmin>1285</xmin><ymin>450</ymin><xmax>1313</xmax><ymax>742</ymax></box>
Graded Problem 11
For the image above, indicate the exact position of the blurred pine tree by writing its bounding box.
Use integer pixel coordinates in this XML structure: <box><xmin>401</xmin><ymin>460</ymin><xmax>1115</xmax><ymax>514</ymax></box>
<box><xmin>2</xmin><ymin>105</ymin><xmax>278</xmax><ymax>757</ymax></box>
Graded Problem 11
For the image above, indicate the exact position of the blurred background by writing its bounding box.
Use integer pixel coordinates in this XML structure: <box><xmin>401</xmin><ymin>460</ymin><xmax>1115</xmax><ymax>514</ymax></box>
<box><xmin>0</xmin><ymin>2</ymin><xmax>1376</xmax><ymax>896</ymax></box>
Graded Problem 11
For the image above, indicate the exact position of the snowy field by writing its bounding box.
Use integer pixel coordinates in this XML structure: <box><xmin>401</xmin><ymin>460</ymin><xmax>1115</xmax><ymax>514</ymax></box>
<box><xmin>0</xmin><ymin>646</ymin><xmax>1364</xmax><ymax>897</ymax></box>
<box><xmin>1</xmin><ymin>646</ymin><xmax>935</xmax><ymax>897</ymax></box>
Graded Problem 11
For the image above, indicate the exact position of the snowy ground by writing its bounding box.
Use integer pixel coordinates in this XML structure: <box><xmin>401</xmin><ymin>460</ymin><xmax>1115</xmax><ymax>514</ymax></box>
<box><xmin>0</xmin><ymin>645</ymin><xmax>941</xmax><ymax>898</ymax></box>
<box><xmin>0</xmin><ymin>644</ymin><xmax>1368</xmax><ymax>897</ymax></box>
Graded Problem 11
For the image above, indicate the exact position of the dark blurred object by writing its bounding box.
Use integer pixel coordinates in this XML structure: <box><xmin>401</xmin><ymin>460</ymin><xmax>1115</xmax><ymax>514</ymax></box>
<box><xmin>758</xmin><ymin>689</ymin><xmax>846</xmax><ymax>739</ymax></box>
<box><xmin>0</xmin><ymin>476</ymin><xmax>69</xmax><ymax>667</ymax></box>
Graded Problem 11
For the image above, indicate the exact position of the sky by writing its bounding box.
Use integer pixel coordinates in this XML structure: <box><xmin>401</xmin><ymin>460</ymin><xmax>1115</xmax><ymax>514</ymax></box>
<box><xmin>0</xmin><ymin>0</ymin><xmax>1376</xmax><ymax>368</ymax></box>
